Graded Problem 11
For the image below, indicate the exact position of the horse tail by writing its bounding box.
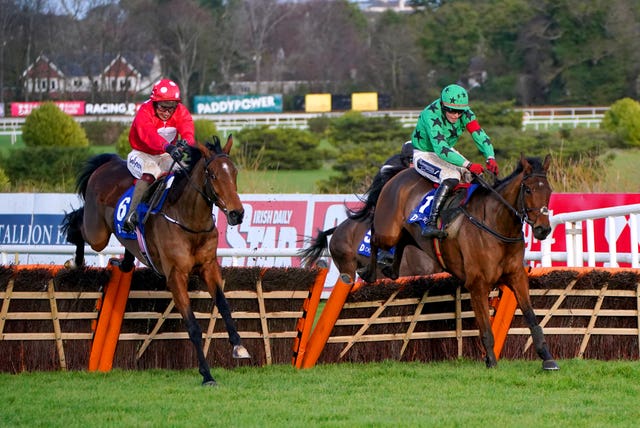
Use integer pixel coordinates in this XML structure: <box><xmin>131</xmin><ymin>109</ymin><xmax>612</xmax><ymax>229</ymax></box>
<box><xmin>61</xmin><ymin>207</ymin><xmax>86</xmax><ymax>268</ymax></box>
<box><xmin>298</xmin><ymin>226</ymin><xmax>337</xmax><ymax>267</ymax></box>
<box><xmin>347</xmin><ymin>165</ymin><xmax>406</xmax><ymax>222</ymax></box>
<box><xmin>61</xmin><ymin>208</ymin><xmax>85</xmax><ymax>247</ymax></box>
<box><xmin>76</xmin><ymin>153</ymin><xmax>119</xmax><ymax>198</ymax></box>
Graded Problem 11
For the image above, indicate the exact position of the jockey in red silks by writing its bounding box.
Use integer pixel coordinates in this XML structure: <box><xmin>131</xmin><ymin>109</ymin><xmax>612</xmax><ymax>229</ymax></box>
<box><xmin>123</xmin><ymin>78</ymin><xmax>196</xmax><ymax>232</ymax></box>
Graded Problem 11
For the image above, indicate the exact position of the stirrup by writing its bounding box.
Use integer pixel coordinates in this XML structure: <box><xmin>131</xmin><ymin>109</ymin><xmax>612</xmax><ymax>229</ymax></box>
<box><xmin>123</xmin><ymin>211</ymin><xmax>138</xmax><ymax>233</ymax></box>
<box><xmin>421</xmin><ymin>222</ymin><xmax>446</xmax><ymax>239</ymax></box>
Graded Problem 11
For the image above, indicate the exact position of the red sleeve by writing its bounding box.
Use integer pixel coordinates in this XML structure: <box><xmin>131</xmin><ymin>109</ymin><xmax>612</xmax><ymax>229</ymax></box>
<box><xmin>174</xmin><ymin>105</ymin><xmax>195</xmax><ymax>146</ymax></box>
<box><xmin>465</xmin><ymin>119</ymin><xmax>481</xmax><ymax>133</ymax></box>
<box><xmin>130</xmin><ymin>104</ymin><xmax>171</xmax><ymax>154</ymax></box>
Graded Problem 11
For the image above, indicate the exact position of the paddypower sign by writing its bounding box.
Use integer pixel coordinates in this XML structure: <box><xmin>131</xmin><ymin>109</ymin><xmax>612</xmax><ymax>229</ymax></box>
<box><xmin>193</xmin><ymin>94</ymin><xmax>283</xmax><ymax>114</ymax></box>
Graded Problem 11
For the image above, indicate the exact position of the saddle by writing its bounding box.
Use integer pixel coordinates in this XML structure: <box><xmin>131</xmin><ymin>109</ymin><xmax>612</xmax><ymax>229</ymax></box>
<box><xmin>407</xmin><ymin>183</ymin><xmax>478</xmax><ymax>230</ymax></box>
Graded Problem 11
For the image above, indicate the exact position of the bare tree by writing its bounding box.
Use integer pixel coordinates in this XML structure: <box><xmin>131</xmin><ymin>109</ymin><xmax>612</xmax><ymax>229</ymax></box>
<box><xmin>151</xmin><ymin>0</ymin><xmax>213</xmax><ymax>109</ymax></box>
<box><xmin>236</xmin><ymin>0</ymin><xmax>292</xmax><ymax>93</ymax></box>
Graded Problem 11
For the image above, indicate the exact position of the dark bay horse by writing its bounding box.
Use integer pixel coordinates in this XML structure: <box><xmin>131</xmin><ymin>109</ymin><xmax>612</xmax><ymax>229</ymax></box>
<box><xmin>61</xmin><ymin>136</ymin><xmax>250</xmax><ymax>385</ymax></box>
<box><xmin>299</xmin><ymin>150</ymin><xmax>439</xmax><ymax>280</ymax></box>
<box><xmin>362</xmin><ymin>154</ymin><xmax>558</xmax><ymax>370</ymax></box>
<box><xmin>299</xmin><ymin>216</ymin><xmax>438</xmax><ymax>281</ymax></box>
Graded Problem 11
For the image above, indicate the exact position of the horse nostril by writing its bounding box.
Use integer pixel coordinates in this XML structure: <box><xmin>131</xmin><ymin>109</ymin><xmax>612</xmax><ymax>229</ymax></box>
<box><xmin>534</xmin><ymin>225</ymin><xmax>552</xmax><ymax>241</ymax></box>
<box><xmin>228</xmin><ymin>210</ymin><xmax>244</xmax><ymax>226</ymax></box>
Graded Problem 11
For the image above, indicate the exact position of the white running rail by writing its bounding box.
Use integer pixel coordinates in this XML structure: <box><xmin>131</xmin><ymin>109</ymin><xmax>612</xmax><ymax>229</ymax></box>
<box><xmin>3</xmin><ymin>204</ymin><xmax>639</xmax><ymax>269</ymax></box>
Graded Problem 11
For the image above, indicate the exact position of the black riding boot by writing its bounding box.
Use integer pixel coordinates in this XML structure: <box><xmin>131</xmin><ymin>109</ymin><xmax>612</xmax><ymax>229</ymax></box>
<box><xmin>421</xmin><ymin>179</ymin><xmax>456</xmax><ymax>239</ymax></box>
<box><xmin>123</xmin><ymin>178</ymin><xmax>151</xmax><ymax>232</ymax></box>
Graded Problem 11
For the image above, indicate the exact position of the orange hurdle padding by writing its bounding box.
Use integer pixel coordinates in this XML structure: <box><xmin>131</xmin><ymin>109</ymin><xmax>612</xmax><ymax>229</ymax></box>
<box><xmin>292</xmin><ymin>264</ymin><xmax>328</xmax><ymax>368</ymax></box>
<box><xmin>490</xmin><ymin>285</ymin><xmax>518</xmax><ymax>361</ymax></box>
<box><xmin>97</xmin><ymin>267</ymin><xmax>133</xmax><ymax>372</ymax></box>
<box><xmin>300</xmin><ymin>273</ymin><xmax>354</xmax><ymax>369</ymax></box>
<box><xmin>88</xmin><ymin>264</ymin><xmax>122</xmax><ymax>371</ymax></box>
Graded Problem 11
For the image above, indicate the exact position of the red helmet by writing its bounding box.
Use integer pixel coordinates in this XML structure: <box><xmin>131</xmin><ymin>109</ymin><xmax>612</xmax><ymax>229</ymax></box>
<box><xmin>150</xmin><ymin>79</ymin><xmax>181</xmax><ymax>102</ymax></box>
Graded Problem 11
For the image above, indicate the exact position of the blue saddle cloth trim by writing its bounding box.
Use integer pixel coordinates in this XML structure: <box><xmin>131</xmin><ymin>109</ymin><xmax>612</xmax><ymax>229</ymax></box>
<box><xmin>407</xmin><ymin>188</ymin><xmax>437</xmax><ymax>226</ymax></box>
<box><xmin>406</xmin><ymin>184</ymin><xmax>479</xmax><ymax>226</ymax></box>
<box><xmin>114</xmin><ymin>174</ymin><xmax>175</xmax><ymax>240</ymax></box>
<box><xmin>357</xmin><ymin>228</ymin><xmax>396</xmax><ymax>258</ymax></box>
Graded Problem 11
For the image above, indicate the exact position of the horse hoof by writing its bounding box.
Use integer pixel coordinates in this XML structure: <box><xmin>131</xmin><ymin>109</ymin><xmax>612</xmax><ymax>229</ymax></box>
<box><xmin>380</xmin><ymin>265</ymin><xmax>398</xmax><ymax>280</ymax></box>
<box><xmin>542</xmin><ymin>360</ymin><xmax>560</xmax><ymax>371</ymax></box>
<box><xmin>202</xmin><ymin>379</ymin><xmax>218</xmax><ymax>387</ymax></box>
<box><xmin>356</xmin><ymin>267</ymin><xmax>375</xmax><ymax>283</ymax></box>
<box><xmin>233</xmin><ymin>345</ymin><xmax>251</xmax><ymax>359</ymax></box>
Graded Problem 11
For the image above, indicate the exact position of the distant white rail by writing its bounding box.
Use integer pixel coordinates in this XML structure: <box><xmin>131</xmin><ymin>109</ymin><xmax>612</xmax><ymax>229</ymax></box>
<box><xmin>0</xmin><ymin>107</ymin><xmax>609</xmax><ymax>138</ymax></box>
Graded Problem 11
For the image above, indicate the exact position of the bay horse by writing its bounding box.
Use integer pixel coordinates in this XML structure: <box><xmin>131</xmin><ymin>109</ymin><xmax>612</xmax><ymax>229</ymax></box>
<box><xmin>61</xmin><ymin>136</ymin><xmax>250</xmax><ymax>385</ymax></box>
<box><xmin>361</xmin><ymin>154</ymin><xmax>558</xmax><ymax>370</ymax></box>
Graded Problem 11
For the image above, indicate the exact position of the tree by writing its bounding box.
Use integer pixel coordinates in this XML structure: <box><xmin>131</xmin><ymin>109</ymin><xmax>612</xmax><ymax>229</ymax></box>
<box><xmin>151</xmin><ymin>0</ymin><xmax>214</xmax><ymax>109</ymax></box>
<box><xmin>22</xmin><ymin>102</ymin><xmax>89</xmax><ymax>147</ymax></box>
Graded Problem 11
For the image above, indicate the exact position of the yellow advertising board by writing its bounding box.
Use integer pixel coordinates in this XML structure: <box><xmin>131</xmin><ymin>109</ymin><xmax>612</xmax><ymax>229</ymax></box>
<box><xmin>351</xmin><ymin>92</ymin><xmax>378</xmax><ymax>111</ymax></box>
<box><xmin>305</xmin><ymin>94</ymin><xmax>332</xmax><ymax>113</ymax></box>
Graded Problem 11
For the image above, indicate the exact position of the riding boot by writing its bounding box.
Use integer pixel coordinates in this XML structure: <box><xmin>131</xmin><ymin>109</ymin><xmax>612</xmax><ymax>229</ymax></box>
<box><xmin>421</xmin><ymin>179</ymin><xmax>456</xmax><ymax>239</ymax></box>
<box><xmin>123</xmin><ymin>177</ymin><xmax>152</xmax><ymax>232</ymax></box>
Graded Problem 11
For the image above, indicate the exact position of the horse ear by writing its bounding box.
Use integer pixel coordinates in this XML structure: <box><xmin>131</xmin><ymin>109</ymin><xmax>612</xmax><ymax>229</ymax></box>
<box><xmin>520</xmin><ymin>152</ymin><xmax>532</xmax><ymax>174</ymax></box>
<box><xmin>204</xmin><ymin>135</ymin><xmax>221</xmax><ymax>152</ymax></box>
<box><xmin>543</xmin><ymin>154</ymin><xmax>551</xmax><ymax>171</ymax></box>
<box><xmin>223</xmin><ymin>134</ymin><xmax>233</xmax><ymax>154</ymax></box>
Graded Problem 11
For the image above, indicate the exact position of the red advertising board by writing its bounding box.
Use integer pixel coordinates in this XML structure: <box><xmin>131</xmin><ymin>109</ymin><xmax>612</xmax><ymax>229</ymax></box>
<box><xmin>11</xmin><ymin>101</ymin><xmax>85</xmax><ymax>117</ymax></box>
<box><xmin>544</xmin><ymin>193</ymin><xmax>640</xmax><ymax>266</ymax></box>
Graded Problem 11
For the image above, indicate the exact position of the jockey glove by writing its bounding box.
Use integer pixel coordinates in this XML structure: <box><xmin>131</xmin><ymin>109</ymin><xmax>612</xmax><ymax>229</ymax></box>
<box><xmin>165</xmin><ymin>144</ymin><xmax>183</xmax><ymax>162</ymax></box>
<box><xmin>486</xmin><ymin>158</ymin><xmax>499</xmax><ymax>175</ymax></box>
<box><xmin>467</xmin><ymin>163</ymin><xmax>484</xmax><ymax>175</ymax></box>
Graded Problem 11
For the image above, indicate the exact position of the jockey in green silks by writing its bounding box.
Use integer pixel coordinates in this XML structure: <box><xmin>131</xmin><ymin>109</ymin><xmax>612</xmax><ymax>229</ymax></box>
<box><xmin>411</xmin><ymin>84</ymin><xmax>499</xmax><ymax>239</ymax></box>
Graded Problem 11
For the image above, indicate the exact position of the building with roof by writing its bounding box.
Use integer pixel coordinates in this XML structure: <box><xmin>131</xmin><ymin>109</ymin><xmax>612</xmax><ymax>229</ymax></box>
<box><xmin>21</xmin><ymin>53</ymin><xmax>162</xmax><ymax>100</ymax></box>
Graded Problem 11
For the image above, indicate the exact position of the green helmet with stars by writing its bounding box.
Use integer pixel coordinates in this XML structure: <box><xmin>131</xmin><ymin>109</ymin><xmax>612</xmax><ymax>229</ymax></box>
<box><xmin>440</xmin><ymin>84</ymin><xmax>469</xmax><ymax>111</ymax></box>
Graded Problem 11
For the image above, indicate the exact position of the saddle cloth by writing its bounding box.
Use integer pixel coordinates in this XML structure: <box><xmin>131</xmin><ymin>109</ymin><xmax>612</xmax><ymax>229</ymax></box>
<box><xmin>356</xmin><ymin>183</ymin><xmax>479</xmax><ymax>256</ymax></box>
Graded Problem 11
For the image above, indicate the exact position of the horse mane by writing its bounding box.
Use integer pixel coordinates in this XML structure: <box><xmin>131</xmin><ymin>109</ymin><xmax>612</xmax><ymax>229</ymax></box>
<box><xmin>348</xmin><ymin>164</ymin><xmax>406</xmax><ymax>222</ymax></box>
<box><xmin>76</xmin><ymin>153</ymin><xmax>120</xmax><ymax>199</ymax></box>
<box><xmin>493</xmin><ymin>156</ymin><xmax>545</xmax><ymax>190</ymax></box>
<box><xmin>166</xmin><ymin>138</ymin><xmax>225</xmax><ymax>204</ymax></box>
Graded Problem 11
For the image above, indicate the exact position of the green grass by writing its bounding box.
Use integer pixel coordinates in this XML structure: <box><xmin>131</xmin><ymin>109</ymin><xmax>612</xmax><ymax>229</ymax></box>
<box><xmin>2</xmin><ymin>134</ymin><xmax>640</xmax><ymax>194</ymax></box>
<box><xmin>238</xmin><ymin>168</ymin><xmax>338</xmax><ymax>194</ymax></box>
<box><xmin>600</xmin><ymin>148</ymin><xmax>640</xmax><ymax>192</ymax></box>
<box><xmin>1</xmin><ymin>359</ymin><xmax>639</xmax><ymax>427</ymax></box>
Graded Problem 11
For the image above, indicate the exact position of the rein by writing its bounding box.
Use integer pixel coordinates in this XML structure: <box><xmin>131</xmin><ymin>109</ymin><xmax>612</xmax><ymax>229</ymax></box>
<box><xmin>154</xmin><ymin>153</ymin><xmax>227</xmax><ymax>234</ymax></box>
<box><xmin>461</xmin><ymin>171</ymin><xmax>549</xmax><ymax>243</ymax></box>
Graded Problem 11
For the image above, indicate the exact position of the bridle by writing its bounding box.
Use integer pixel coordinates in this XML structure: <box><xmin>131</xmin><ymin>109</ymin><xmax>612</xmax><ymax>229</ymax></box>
<box><xmin>460</xmin><ymin>171</ymin><xmax>550</xmax><ymax>243</ymax></box>
<box><xmin>159</xmin><ymin>151</ymin><xmax>230</xmax><ymax>234</ymax></box>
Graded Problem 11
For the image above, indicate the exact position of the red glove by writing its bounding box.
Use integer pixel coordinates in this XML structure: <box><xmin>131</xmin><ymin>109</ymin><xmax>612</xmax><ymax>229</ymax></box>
<box><xmin>486</xmin><ymin>158</ymin><xmax>499</xmax><ymax>175</ymax></box>
<box><xmin>467</xmin><ymin>163</ymin><xmax>484</xmax><ymax>175</ymax></box>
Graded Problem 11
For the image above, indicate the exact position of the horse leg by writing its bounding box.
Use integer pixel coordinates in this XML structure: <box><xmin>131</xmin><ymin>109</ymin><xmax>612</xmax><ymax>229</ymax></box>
<box><xmin>508</xmin><ymin>272</ymin><xmax>559</xmax><ymax>371</ymax></box>
<box><xmin>201</xmin><ymin>262</ymin><xmax>250</xmax><ymax>360</ymax></box>
<box><xmin>215</xmin><ymin>286</ymin><xmax>251</xmax><ymax>359</ymax></box>
<box><xmin>168</xmin><ymin>269</ymin><xmax>216</xmax><ymax>386</ymax></box>
<box><xmin>119</xmin><ymin>250</ymin><xmax>136</xmax><ymax>273</ymax></box>
<box><xmin>468</xmin><ymin>285</ymin><xmax>498</xmax><ymax>368</ymax></box>
<box><xmin>358</xmin><ymin>241</ymin><xmax>378</xmax><ymax>283</ymax></box>
<box><xmin>383</xmin><ymin>238</ymin><xmax>406</xmax><ymax>280</ymax></box>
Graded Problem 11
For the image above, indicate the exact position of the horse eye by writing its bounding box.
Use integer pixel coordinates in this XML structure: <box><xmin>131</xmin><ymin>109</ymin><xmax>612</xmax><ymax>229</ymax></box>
<box><xmin>524</xmin><ymin>186</ymin><xmax>532</xmax><ymax>194</ymax></box>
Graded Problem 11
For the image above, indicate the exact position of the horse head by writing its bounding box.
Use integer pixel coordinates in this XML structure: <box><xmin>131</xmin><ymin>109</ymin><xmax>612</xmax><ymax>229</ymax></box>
<box><xmin>202</xmin><ymin>135</ymin><xmax>245</xmax><ymax>226</ymax></box>
<box><xmin>519</xmin><ymin>153</ymin><xmax>552</xmax><ymax>240</ymax></box>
